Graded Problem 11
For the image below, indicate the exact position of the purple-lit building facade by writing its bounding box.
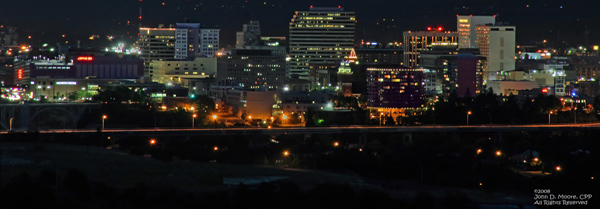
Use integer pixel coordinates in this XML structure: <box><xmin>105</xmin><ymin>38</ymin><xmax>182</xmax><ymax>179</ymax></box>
<box><xmin>456</xmin><ymin>53</ymin><xmax>480</xmax><ymax>97</ymax></box>
<box><xmin>367</xmin><ymin>67</ymin><xmax>425</xmax><ymax>109</ymax></box>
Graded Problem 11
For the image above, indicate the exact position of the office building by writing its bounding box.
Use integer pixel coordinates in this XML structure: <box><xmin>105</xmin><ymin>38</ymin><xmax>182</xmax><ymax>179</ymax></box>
<box><xmin>150</xmin><ymin>58</ymin><xmax>217</xmax><ymax>85</ymax></box>
<box><xmin>236</xmin><ymin>21</ymin><xmax>261</xmax><ymax>48</ymax></box>
<box><xmin>138</xmin><ymin>26</ymin><xmax>176</xmax><ymax>79</ymax></box>
<box><xmin>289</xmin><ymin>7</ymin><xmax>355</xmax><ymax>79</ymax></box>
<box><xmin>199</xmin><ymin>28</ymin><xmax>220</xmax><ymax>57</ymax></box>
<box><xmin>476</xmin><ymin>24</ymin><xmax>516</xmax><ymax>82</ymax></box>
<box><xmin>402</xmin><ymin>30</ymin><xmax>458</xmax><ymax>67</ymax></box>
<box><xmin>457</xmin><ymin>15</ymin><xmax>495</xmax><ymax>49</ymax></box>
<box><xmin>355</xmin><ymin>42</ymin><xmax>403</xmax><ymax>65</ymax></box>
<box><xmin>217</xmin><ymin>49</ymin><xmax>286</xmax><ymax>89</ymax></box>
<box><xmin>367</xmin><ymin>67</ymin><xmax>425</xmax><ymax>109</ymax></box>
<box><xmin>15</xmin><ymin>55</ymin><xmax>143</xmax><ymax>85</ymax></box>
<box><xmin>140</xmin><ymin>25</ymin><xmax>219</xmax><ymax>79</ymax></box>
<box><xmin>175</xmin><ymin>23</ymin><xmax>201</xmax><ymax>59</ymax></box>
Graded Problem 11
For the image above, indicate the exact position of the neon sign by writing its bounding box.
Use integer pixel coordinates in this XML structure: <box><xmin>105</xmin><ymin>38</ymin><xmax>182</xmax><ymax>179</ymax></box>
<box><xmin>17</xmin><ymin>69</ymin><xmax>23</xmax><ymax>80</ymax></box>
<box><xmin>77</xmin><ymin>56</ymin><xmax>93</xmax><ymax>61</ymax></box>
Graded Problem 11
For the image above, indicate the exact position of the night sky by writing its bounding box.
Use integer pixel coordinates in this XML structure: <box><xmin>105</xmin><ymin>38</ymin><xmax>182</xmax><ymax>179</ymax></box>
<box><xmin>1</xmin><ymin>0</ymin><xmax>598</xmax><ymax>48</ymax></box>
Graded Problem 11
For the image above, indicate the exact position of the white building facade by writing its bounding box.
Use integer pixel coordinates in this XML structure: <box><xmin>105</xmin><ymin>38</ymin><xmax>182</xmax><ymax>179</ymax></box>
<box><xmin>288</xmin><ymin>7</ymin><xmax>355</xmax><ymax>80</ymax></box>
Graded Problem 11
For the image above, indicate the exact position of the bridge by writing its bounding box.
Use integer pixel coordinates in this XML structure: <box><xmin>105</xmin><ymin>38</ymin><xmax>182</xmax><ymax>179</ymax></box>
<box><xmin>4</xmin><ymin>123</ymin><xmax>599</xmax><ymax>143</ymax></box>
<box><xmin>0</xmin><ymin>102</ymin><xmax>99</xmax><ymax>130</ymax></box>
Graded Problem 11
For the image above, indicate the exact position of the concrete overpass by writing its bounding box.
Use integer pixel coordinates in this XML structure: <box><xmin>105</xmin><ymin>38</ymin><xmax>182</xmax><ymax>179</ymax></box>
<box><xmin>0</xmin><ymin>102</ymin><xmax>99</xmax><ymax>130</ymax></box>
<box><xmin>6</xmin><ymin>123</ymin><xmax>600</xmax><ymax>137</ymax></box>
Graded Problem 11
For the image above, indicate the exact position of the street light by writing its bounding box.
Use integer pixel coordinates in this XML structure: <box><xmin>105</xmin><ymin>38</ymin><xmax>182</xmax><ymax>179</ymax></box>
<box><xmin>548</xmin><ymin>111</ymin><xmax>553</xmax><ymax>125</ymax></box>
<box><xmin>574</xmin><ymin>107</ymin><xmax>577</xmax><ymax>124</ymax></box>
<box><xmin>150</xmin><ymin>139</ymin><xmax>156</xmax><ymax>146</ymax></box>
<box><xmin>334</xmin><ymin>142</ymin><xmax>339</xmax><ymax>147</ymax></box>
<box><xmin>9</xmin><ymin>117</ymin><xmax>13</xmax><ymax>131</ymax></box>
<box><xmin>477</xmin><ymin>149</ymin><xmax>482</xmax><ymax>154</ymax></box>
<box><xmin>283</xmin><ymin>151</ymin><xmax>289</xmax><ymax>157</ymax></box>
<box><xmin>379</xmin><ymin>112</ymin><xmax>384</xmax><ymax>126</ymax></box>
<box><xmin>467</xmin><ymin>111</ymin><xmax>472</xmax><ymax>125</ymax></box>
<box><xmin>102</xmin><ymin>115</ymin><xmax>107</xmax><ymax>130</ymax></box>
<box><xmin>192</xmin><ymin>114</ymin><xmax>197</xmax><ymax>128</ymax></box>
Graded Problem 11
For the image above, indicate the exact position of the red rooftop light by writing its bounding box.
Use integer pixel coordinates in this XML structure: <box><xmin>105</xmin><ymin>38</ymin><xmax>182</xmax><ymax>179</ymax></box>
<box><xmin>437</xmin><ymin>26</ymin><xmax>443</xmax><ymax>31</ymax></box>
<box><xmin>427</xmin><ymin>27</ymin><xmax>432</xmax><ymax>31</ymax></box>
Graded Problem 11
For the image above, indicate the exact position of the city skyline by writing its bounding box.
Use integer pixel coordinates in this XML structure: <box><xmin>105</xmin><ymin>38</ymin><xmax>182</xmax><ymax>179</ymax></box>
<box><xmin>1</xmin><ymin>0</ymin><xmax>598</xmax><ymax>48</ymax></box>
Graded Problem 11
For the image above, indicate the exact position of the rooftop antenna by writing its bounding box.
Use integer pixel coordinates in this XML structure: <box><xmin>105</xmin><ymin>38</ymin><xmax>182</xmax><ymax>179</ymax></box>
<box><xmin>138</xmin><ymin>0</ymin><xmax>143</xmax><ymax>28</ymax></box>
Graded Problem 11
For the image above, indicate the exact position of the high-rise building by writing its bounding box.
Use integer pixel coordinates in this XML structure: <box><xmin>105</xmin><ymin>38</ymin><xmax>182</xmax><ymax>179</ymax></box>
<box><xmin>367</xmin><ymin>67</ymin><xmax>425</xmax><ymax>109</ymax></box>
<box><xmin>199</xmin><ymin>28</ymin><xmax>220</xmax><ymax>57</ymax></box>
<box><xmin>236</xmin><ymin>21</ymin><xmax>261</xmax><ymax>48</ymax></box>
<box><xmin>138</xmin><ymin>26</ymin><xmax>176</xmax><ymax>80</ymax></box>
<box><xmin>476</xmin><ymin>24</ymin><xmax>516</xmax><ymax>82</ymax></box>
<box><xmin>175</xmin><ymin>23</ymin><xmax>201</xmax><ymax>59</ymax></box>
<box><xmin>0</xmin><ymin>26</ymin><xmax>18</xmax><ymax>46</ymax></box>
<box><xmin>402</xmin><ymin>30</ymin><xmax>458</xmax><ymax>67</ymax></box>
<box><xmin>420</xmin><ymin>48</ymin><xmax>485</xmax><ymax>97</ymax></box>
<box><xmin>457</xmin><ymin>15</ymin><xmax>495</xmax><ymax>49</ymax></box>
<box><xmin>217</xmin><ymin>49</ymin><xmax>286</xmax><ymax>89</ymax></box>
<box><xmin>139</xmin><ymin>25</ymin><xmax>219</xmax><ymax>80</ymax></box>
<box><xmin>289</xmin><ymin>7</ymin><xmax>356</xmax><ymax>80</ymax></box>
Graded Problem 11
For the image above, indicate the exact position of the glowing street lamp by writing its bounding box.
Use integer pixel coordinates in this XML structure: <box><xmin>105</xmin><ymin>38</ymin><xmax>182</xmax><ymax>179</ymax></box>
<box><xmin>150</xmin><ymin>139</ymin><xmax>156</xmax><ymax>146</ymax></box>
<box><xmin>283</xmin><ymin>151</ymin><xmax>289</xmax><ymax>157</ymax></box>
<box><xmin>548</xmin><ymin>110</ymin><xmax>553</xmax><ymax>124</ymax></box>
<box><xmin>9</xmin><ymin>117</ymin><xmax>13</xmax><ymax>131</ymax></box>
<box><xmin>192</xmin><ymin>114</ymin><xmax>197</xmax><ymax>128</ymax></box>
<box><xmin>477</xmin><ymin>149</ymin><xmax>482</xmax><ymax>154</ymax></box>
<box><xmin>102</xmin><ymin>115</ymin><xmax>107</xmax><ymax>130</ymax></box>
<box><xmin>556</xmin><ymin>166</ymin><xmax>561</xmax><ymax>171</ymax></box>
<box><xmin>214</xmin><ymin>146</ymin><xmax>218</xmax><ymax>151</ymax></box>
<box><xmin>467</xmin><ymin>111</ymin><xmax>472</xmax><ymax>125</ymax></box>
<box><xmin>496</xmin><ymin>151</ymin><xmax>502</xmax><ymax>156</ymax></box>
<box><xmin>334</xmin><ymin>142</ymin><xmax>339</xmax><ymax>147</ymax></box>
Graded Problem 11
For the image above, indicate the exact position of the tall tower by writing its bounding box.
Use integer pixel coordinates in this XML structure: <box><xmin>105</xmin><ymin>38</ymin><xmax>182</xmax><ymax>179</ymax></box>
<box><xmin>175</xmin><ymin>23</ymin><xmax>201</xmax><ymax>59</ymax></box>
<box><xmin>476</xmin><ymin>24</ymin><xmax>516</xmax><ymax>82</ymax></box>
<box><xmin>138</xmin><ymin>27</ymin><xmax>176</xmax><ymax>80</ymax></box>
<box><xmin>457</xmin><ymin>15</ymin><xmax>495</xmax><ymax>49</ymax></box>
<box><xmin>289</xmin><ymin>6</ymin><xmax>355</xmax><ymax>80</ymax></box>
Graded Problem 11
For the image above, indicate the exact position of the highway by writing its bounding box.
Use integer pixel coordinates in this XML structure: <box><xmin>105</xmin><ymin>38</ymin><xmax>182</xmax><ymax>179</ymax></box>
<box><xmin>3</xmin><ymin>123</ymin><xmax>600</xmax><ymax>137</ymax></box>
